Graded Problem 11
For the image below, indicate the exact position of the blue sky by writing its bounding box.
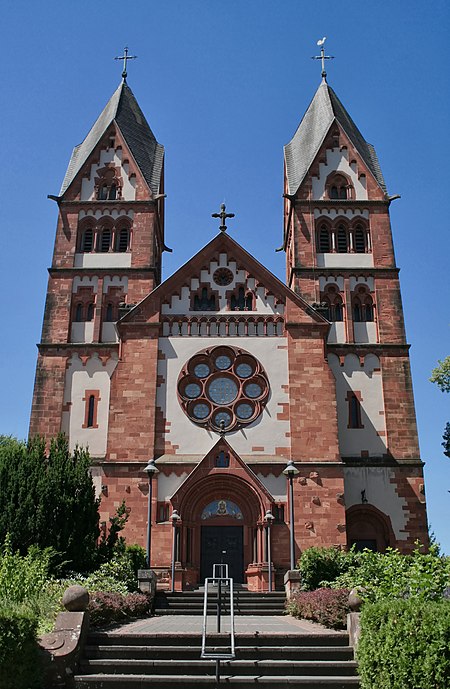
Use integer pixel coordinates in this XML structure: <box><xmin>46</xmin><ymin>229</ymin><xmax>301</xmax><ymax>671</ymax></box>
<box><xmin>1</xmin><ymin>1</ymin><xmax>449</xmax><ymax>551</ymax></box>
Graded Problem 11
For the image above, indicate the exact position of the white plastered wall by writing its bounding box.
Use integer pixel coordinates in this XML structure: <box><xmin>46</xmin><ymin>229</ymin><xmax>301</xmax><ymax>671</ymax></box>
<box><xmin>80</xmin><ymin>147</ymin><xmax>136</xmax><ymax>201</ymax></box>
<box><xmin>162</xmin><ymin>253</ymin><xmax>284</xmax><ymax>316</ymax></box>
<box><xmin>157</xmin><ymin>472</ymin><xmax>189</xmax><ymax>501</ymax></box>
<box><xmin>157</xmin><ymin>337</ymin><xmax>290</xmax><ymax>456</ymax></box>
<box><xmin>312</xmin><ymin>148</ymin><xmax>368</xmax><ymax>200</ymax></box>
<box><xmin>344</xmin><ymin>466</ymin><xmax>409</xmax><ymax>540</ymax></box>
<box><xmin>328</xmin><ymin>353</ymin><xmax>387</xmax><ymax>457</ymax></box>
<box><xmin>256</xmin><ymin>473</ymin><xmax>287</xmax><ymax>501</ymax></box>
<box><xmin>61</xmin><ymin>353</ymin><xmax>119</xmax><ymax>456</ymax></box>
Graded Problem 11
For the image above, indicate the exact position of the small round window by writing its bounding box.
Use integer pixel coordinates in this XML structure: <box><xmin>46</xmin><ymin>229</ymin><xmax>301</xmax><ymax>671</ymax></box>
<box><xmin>178</xmin><ymin>346</ymin><xmax>269</xmax><ymax>432</ymax></box>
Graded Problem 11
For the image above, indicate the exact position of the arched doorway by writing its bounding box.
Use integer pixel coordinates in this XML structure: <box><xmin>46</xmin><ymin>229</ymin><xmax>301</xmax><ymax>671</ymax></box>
<box><xmin>174</xmin><ymin>473</ymin><xmax>267</xmax><ymax>587</ymax></box>
<box><xmin>346</xmin><ymin>504</ymin><xmax>395</xmax><ymax>552</ymax></box>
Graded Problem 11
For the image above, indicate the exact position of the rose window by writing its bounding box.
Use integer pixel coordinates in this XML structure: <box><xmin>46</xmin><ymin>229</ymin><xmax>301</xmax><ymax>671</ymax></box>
<box><xmin>177</xmin><ymin>346</ymin><xmax>270</xmax><ymax>432</ymax></box>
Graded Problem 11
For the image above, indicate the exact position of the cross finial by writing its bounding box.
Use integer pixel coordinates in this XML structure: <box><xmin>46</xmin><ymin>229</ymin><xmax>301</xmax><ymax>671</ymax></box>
<box><xmin>211</xmin><ymin>203</ymin><xmax>235</xmax><ymax>233</ymax></box>
<box><xmin>311</xmin><ymin>37</ymin><xmax>334</xmax><ymax>80</ymax></box>
<box><xmin>114</xmin><ymin>46</ymin><xmax>137</xmax><ymax>81</ymax></box>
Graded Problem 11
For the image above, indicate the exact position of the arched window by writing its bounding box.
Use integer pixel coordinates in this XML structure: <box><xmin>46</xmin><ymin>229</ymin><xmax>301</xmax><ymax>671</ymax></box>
<box><xmin>353</xmin><ymin>289</ymin><xmax>374</xmax><ymax>322</ymax></box>
<box><xmin>105</xmin><ymin>303</ymin><xmax>114</xmax><ymax>322</ymax></box>
<box><xmin>230</xmin><ymin>287</ymin><xmax>253</xmax><ymax>311</ymax></box>
<box><xmin>81</xmin><ymin>227</ymin><xmax>94</xmax><ymax>252</ymax></box>
<box><xmin>97</xmin><ymin>185</ymin><xmax>108</xmax><ymax>200</ymax></box>
<box><xmin>348</xmin><ymin>392</ymin><xmax>363</xmax><ymax>429</ymax></box>
<box><xmin>86</xmin><ymin>303</ymin><xmax>95</xmax><ymax>321</ymax></box>
<box><xmin>97</xmin><ymin>227</ymin><xmax>111</xmax><ymax>253</ymax></box>
<box><xmin>108</xmin><ymin>183</ymin><xmax>117</xmax><ymax>200</ymax></box>
<box><xmin>115</xmin><ymin>227</ymin><xmax>130</xmax><ymax>252</ymax></box>
<box><xmin>74</xmin><ymin>303</ymin><xmax>83</xmax><ymax>322</ymax></box>
<box><xmin>322</xmin><ymin>287</ymin><xmax>344</xmax><ymax>322</ymax></box>
<box><xmin>319</xmin><ymin>225</ymin><xmax>331</xmax><ymax>252</ymax></box>
<box><xmin>337</xmin><ymin>224</ymin><xmax>348</xmax><ymax>253</ymax></box>
<box><xmin>327</xmin><ymin>174</ymin><xmax>350</xmax><ymax>200</ymax></box>
<box><xmin>354</xmin><ymin>225</ymin><xmax>366</xmax><ymax>253</ymax></box>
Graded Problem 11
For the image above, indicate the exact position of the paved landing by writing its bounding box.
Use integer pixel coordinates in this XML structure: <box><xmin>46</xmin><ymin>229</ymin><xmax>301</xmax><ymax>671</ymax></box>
<box><xmin>107</xmin><ymin>615</ymin><xmax>344</xmax><ymax>636</ymax></box>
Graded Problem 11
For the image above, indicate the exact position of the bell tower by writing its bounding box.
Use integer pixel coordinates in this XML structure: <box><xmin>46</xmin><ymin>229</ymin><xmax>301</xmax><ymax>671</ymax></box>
<box><xmin>30</xmin><ymin>75</ymin><xmax>165</xmax><ymax>442</ymax></box>
<box><xmin>282</xmin><ymin>51</ymin><xmax>427</xmax><ymax>549</ymax></box>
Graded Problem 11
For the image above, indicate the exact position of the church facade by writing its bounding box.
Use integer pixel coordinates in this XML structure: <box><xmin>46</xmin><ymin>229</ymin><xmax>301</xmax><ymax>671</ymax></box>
<box><xmin>30</xmin><ymin>71</ymin><xmax>428</xmax><ymax>590</ymax></box>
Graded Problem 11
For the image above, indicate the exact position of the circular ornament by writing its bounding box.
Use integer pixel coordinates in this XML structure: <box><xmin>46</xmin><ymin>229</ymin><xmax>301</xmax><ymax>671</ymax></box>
<box><xmin>213</xmin><ymin>267</ymin><xmax>234</xmax><ymax>286</ymax></box>
<box><xmin>177</xmin><ymin>345</ymin><xmax>269</xmax><ymax>432</ymax></box>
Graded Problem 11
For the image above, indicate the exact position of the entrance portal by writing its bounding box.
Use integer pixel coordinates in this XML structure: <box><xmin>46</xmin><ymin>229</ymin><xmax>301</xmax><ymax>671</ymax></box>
<box><xmin>200</xmin><ymin>526</ymin><xmax>244</xmax><ymax>583</ymax></box>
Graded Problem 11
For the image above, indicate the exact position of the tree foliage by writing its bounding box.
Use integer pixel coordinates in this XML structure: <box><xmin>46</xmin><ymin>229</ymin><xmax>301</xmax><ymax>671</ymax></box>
<box><xmin>0</xmin><ymin>435</ymin><xmax>100</xmax><ymax>573</ymax></box>
<box><xmin>430</xmin><ymin>356</ymin><xmax>450</xmax><ymax>393</ymax></box>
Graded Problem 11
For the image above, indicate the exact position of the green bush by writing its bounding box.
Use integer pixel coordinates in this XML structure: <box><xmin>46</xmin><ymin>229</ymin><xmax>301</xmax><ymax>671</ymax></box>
<box><xmin>357</xmin><ymin>599</ymin><xmax>450</xmax><ymax>689</ymax></box>
<box><xmin>126</xmin><ymin>544</ymin><xmax>147</xmax><ymax>575</ymax></box>
<box><xmin>63</xmin><ymin>552</ymin><xmax>139</xmax><ymax>596</ymax></box>
<box><xmin>297</xmin><ymin>546</ymin><xmax>351</xmax><ymax>590</ymax></box>
<box><xmin>331</xmin><ymin>544</ymin><xmax>450</xmax><ymax>602</ymax></box>
<box><xmin>0</xmin><ymin>435</ymin><xmax>100</xmax><ymax>573</ymax></box>
<box><xmin>0</xmin><ymin>603</ymin><xmax>43</xmax><ymax>689</ymax></box>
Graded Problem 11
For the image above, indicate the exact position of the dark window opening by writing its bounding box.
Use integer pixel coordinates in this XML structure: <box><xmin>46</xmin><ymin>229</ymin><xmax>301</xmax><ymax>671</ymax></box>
<box><xmin>231</xmin><ymin>287</ymin><xmax>253</xmax><ymax>311</ymax></box>
<box><xmin>108</xmin><ymin>184</ymin><xmax>117</xmax><ymax>200</ymax></box>
<box><xmin>98</xmin><ymin>229</ymin><xmax>111</xmax><ymax>253</ymax></box>
<box><xmin>98</xmin><ymin>185</ymin><xmax>108</xmax><ymax>201</ymax></box>
<box><xmin>74</xmin><ymin>303</ymin><xmax>83</xmax><ymax>322</ymax></box>
<box><xmin>81</xmin><ymin>228</ymin><xmax>94</xmax><ymax>252</ymax></box>
<box><xmin>193</xmin><ymin>287</ymin><xmax>216</xmax><ymax>311</ymax></box>
<box><xmin>354</xmin><ymin>226</ymin><xmax>366</xmax><ymax>253</ymax></box>
<box><xmin>105</xmin><ymin>303</ymin><xmax>114</xmax><ymax>322</ymax></box>
<box><xmin>215</xmin><ymin>450</ymin><xmax>230</xmax><ymax>468</ymax></box>
<box><xmin>350</xmin><ymin>539</ymin><xmax>377</xmax><ymax>552</ymax></box>
<box><xmin>349</xmin><ymin>394</ymin><xmax>363</xmax><ymax>429</ymax></box>
<box><xmin>87</xmin><ymin>395</ymin><xmax>95</xmax><ymax>428</ymax></box>
<box><xmin>86</xmin><ymin>303</ymin><xmax>95</xmax><ymax>322</ymax></box>
<box><xmin>319</xmin><ymin>226</ymin><xmax>330</xmax><ymax>252</ymax></box>
<box><xmin>273</xmin><ymin>505</ymin><xmax>285</xmax><ymax>523</ymax></box>
<box><xmin>353</xmin><ymin>295</ymin><xmax>374</xmax><ymax>322</ymax></box>
<box><xmin>116</xmin><ymin>227</ymin><xmax>129</xmax><ymax>252</ymax></box>
<box><xmin>337</xmin><ymin>225</ymin><xmax>348</xmax><ymax>253</ymax></box>
<box><xmin>330</xmin><ymin>186</ymin><xmax>339</xmax><ymax>199</ymax></box>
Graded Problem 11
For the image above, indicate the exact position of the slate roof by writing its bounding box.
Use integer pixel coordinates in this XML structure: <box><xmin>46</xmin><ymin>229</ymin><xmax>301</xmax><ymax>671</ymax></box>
<box><xmin>59</xmin><ymin>81</ymin><xmax>164</xmax><ymax>197</ymax></box>
<box><xmin>284</xmin><ymin>80</ymin><xmax>387</xmax><ymax>196</ymax></box>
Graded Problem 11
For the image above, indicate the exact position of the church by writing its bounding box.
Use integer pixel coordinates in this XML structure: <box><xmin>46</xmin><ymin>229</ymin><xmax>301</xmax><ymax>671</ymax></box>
<box><xmin>29</xmin><ymin>51</ymin><xmax>428</xmax><ymax>591</ymax></box>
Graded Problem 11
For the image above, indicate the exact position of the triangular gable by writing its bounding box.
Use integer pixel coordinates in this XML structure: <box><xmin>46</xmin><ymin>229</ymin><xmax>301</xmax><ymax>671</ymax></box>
<box><xmin>59</xmin><ymin>81</ymin><xmax>163</xmax><ymax>198</ymax></box>
<box><xmin>284</xmin><ymin>80</ymin><xmax>387</xmax><ymax>197</ymax></box>
<box><xmin>118</xmin><ymin>232</ymin><xmax>329</xmax><ymax>329</ymax></box>
<box><xmin>168</xmin><ymin>438</ymin><xmax>274</xmax><ymax>513</ymax></box>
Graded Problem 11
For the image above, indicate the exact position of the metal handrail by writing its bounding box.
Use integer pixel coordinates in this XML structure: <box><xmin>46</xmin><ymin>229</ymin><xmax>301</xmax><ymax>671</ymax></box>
<box><xmin>201</xmin><ymin>571</ymin><xmax>235</xmax><ymax>685</ymax></box>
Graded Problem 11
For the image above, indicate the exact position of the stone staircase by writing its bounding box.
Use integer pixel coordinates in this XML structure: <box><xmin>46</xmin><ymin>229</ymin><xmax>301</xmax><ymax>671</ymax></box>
<box><xmin>74</xmin><ymin>630</ymin><xmax>360</xmax><ymax>688</ymax></box>
<box><xmin>154</xmin><ymin>589</ymin><xmax>287</xmax><ymax>616</ymax></box>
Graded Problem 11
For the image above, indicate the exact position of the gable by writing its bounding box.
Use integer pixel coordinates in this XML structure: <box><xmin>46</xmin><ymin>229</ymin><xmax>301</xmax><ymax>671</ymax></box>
<box><xmin>118</xmin><ymin>232</ymin><xmax>329</xmax><ymax>332</ymax></box>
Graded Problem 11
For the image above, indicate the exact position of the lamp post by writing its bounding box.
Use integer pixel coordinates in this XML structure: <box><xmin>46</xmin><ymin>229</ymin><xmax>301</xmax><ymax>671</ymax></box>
<box><xmin>143</xmin><ymin>459</ymin><xmax>159</xmax><ymax>568</ymax></box>
<box><xmin>283</xmin><ymin>459</ymin><xmax>299</xmax><ymax>570</ymax></box>
<box><xmin>170</xmin><ymin>510</ymin><xmax>181</xmax><ymax>593</ymax></box>
<box><xmin>264</xmin><ymin>509</ymin><xmax>274</xmax><ymax>592</ymax></box>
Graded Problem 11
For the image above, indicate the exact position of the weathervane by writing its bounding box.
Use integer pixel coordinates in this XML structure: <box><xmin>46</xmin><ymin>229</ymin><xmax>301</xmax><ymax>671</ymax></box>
<box><xmin>311</xmin><ymin>37</ymin><xmax>334</xmax><ymax>80</ymax></box>
<box><xmin>114</xmin><ymin>46</ymin><xmax>137</xmax><ymax>81</ymax></box>
<box><xmin>211</xmin><ymin>203</ymin><xmax>235</xmax><ymax>233</ymax></box>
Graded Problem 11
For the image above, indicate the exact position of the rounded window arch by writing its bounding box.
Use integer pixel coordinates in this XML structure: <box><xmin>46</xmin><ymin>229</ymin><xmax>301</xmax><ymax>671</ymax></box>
<box><xmin>80</xmin><ymin>226</ymin><xmax>94</xmax><ymax>253</ymax></box>
<box><xmin>97</xmin><ymin>225</ymin><xmax>112</xmax><ymax>253</ymax></box>
<box><xmin>353</xmin><ymin>223</ymin><xmax>370</xmax><ymax>253</ymax></box>
<box><xmin>318</xmin><ymin>223</ymin><xmax>331</xmax><ymax>252</ymax></box>
<box><xmin>115</xmin><ymin>225</ymin><xmax>131</xmax><ymax>252</ymax></box>
<box><xmin>336</xmin><ymin>223</ymin><xmax>349</xmax><ymax>253</ymax></box>
<box><xmin>322</xmin><ymin>285</ymin><xmax>344</xmax><ymax>322</ymax></box>
<box><xmin>86</xmin><ymin>302</ymin><xmax>95</xmax><ymax>322</ymax></box>
<box><xmin>326</xmin><ymin>172</ymin><xmax>353</xmax><ymax>200</ymax></box>
<box><xmin>352</xmin><ymin>286</ymin><xmax>374</xmax><ymax>322</ymax></box>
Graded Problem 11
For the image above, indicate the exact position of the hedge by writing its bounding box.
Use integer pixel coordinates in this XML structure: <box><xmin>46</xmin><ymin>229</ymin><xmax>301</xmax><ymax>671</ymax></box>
<box><xmin>357</xmin><ymin>599</ymin><xmax>450</xmax><ymax>689</ymax></box>
<box><xmin>0</xmin><ymin>606</ymin><xmax>43</xmax><ymax>689</ymax></box>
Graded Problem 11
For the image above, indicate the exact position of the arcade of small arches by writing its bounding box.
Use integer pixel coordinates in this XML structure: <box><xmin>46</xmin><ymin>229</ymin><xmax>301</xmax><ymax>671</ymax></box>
<box><xmin>321</xmin><ymin>283</ymin><xmax>375</xmax><ymax>324</ymax></box>
<box><xmin>78</xmin><ymin>219</ymin><xmax>131</xmax><ymax>254</ymax></box>
<box><xmin>317</xmin><ymin>219</ymin><xmax>371</xmax><ymax>254</ymax></box>
<box><xmin>71</xmin><ymin>287</ymin><xmax>125</xmax><ymax>325</ymax></box>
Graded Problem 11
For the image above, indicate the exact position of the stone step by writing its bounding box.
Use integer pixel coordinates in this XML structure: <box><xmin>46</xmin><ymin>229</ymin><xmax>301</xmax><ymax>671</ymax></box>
<box><xmin>74</xmin><ymin>674</ymin><xmax>360</xmax><ymax>688</ymax></box>
<box><xmin>85</xmin><ymin>644</ymin><xmax>355</xmax><ymax>661</ymax></box>
<box><xmin>88</xmin><ymin>632</ymin><xmax>350</xmax><ymax>648</ymax></box>
<box><xmin>79</xmin><ymin>658</ymin><xmax>358</xmax><ymax>677</ymax></box>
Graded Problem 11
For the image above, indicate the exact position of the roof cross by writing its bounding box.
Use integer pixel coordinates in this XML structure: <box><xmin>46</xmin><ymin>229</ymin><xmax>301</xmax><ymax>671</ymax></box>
<box><xmin>311</xmin><ymin>37</ymin><xmax>334</xmax><ymax>80</ymax></box>
<box><xmin>211</xmin><ymin>203</ymin><xmax>235</xmax><ymax>233</ymax></box>
<box><xmin>114</xmin><ymin>46</ymin><xmax>137</xmax><ymax>81</ymax></box>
